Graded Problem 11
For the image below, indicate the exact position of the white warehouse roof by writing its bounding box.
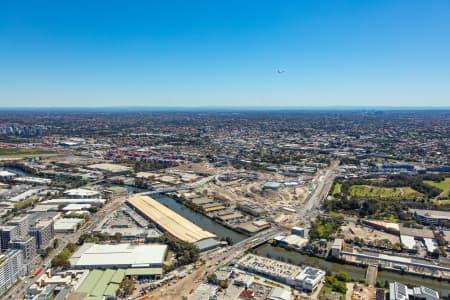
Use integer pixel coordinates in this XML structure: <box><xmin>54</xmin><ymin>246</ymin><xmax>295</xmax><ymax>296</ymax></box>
<box><xmin>423</xmin><ymin>238</ymin><xmax>439</xmax><ymax>253</ymax></box>
<box><xmin>54</xmin><ymin>218</ymin><xmax>84</xmax><ymax>232</ymax></box>
<box><xmin>62</xmin><ymin>203</ymin><xmax>92</xmax><ymax>211</ymax></box>
<box><xmin>42</xmin><ymin>198</ymin><xmax>105</xmax><ymax>206</ymax></box>
<box><xmin>63</xmin><ymin>188</ymin><xmax>100</xmax><ymax>198</ymax></box>
<box><xmin>400</xmin><ymin>235</ymin><xmax>416</xmax><ymax>250</ymax></box>
<box><xmin>70</xmin><ymin>243</ymin><xmax>167</xmax><ymax>269</ymax></box>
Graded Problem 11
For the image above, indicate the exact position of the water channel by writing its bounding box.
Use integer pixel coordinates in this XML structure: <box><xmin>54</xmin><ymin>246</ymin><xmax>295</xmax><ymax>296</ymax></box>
<box><xmin>151</xmin><ymin>195</ymin><xmax>449</xmax><ymax>295</ymax></box>
<box><xmin>3</xmin><ymin>166</ymin><xmax>33</xmax><ymax>177</ymax></box>
<box><xmin>255</xmin><ymin>244</ymin><xmax>450</xmax><ymax>296</ymax></box>
<box><xmin>154</xmin><ymin>195</ymin><xmax>247</xmax><ymax>244</ymax></box>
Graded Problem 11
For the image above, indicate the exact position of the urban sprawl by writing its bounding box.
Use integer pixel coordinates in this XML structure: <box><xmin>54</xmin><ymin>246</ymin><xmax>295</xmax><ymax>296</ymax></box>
<box><xmin>0</xmin><ymin>110</ymin><xmax>449</xmax><ymax>300</ymax></box>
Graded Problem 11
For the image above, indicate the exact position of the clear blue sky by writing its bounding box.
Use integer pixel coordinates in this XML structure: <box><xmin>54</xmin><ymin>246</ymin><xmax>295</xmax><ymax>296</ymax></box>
<box><xmin>1</xmin><ymin>1</ymin><xmax>449</xmax><ymax>107</ymax></box>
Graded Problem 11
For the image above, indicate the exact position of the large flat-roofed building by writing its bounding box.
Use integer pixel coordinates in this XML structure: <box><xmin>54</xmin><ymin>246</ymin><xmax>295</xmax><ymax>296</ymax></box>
<box><xmin>237</xmin><ymin>220</ymin><xmax>271</xmax><ymax>235</ymax></box>
<box><xmin>410</xmin><ymin>209</ymin><xmax>450</xmax><ymax>226</ymax></box>
<box><xmin>75</xmin><ymin>269</ymin><xmax>124</xmax><ymax>299</ymax></box>
<box><xmin>400</xmin><ymin>235</ymin><xmax>416</xmax><ymax>252</ymax></box>
<box><xmin>423</xmin><ymin>238</ymin><xmax>439</xmax><ymax>254</ymax></box>
<box><xmin>389</xmin><ymin>281</ymin><xmax>439</xmax><ymax>300</ymax></box>
<box><xmin>0</xmin><ymin>170</ymin><xmax>16</xmax><ymax>179</ymax></box>
<box><xmin>54</xmin><ymin>218</ymin><xmax>84</xmax><ymax>233</ymax></box>
<box><xmin>237</xmin><ymin>201</ymin><xmax>267</xmax><ymax>216</ymax></box>
<box><xmin>237</xmin><ymin>254</ymin><xmax>302</xmax><ymax>286</ymax></box>
<box><xmin>193</xmin><ymin>238</ymin><xmax>220</xmax><ymax>252</ymax></box>
<box><xmin>42</xmin><ymin>198</ymin><xmax>106</xmax><ymax>206</ymax></box>
<box><xmin>263</xmin><ymin>181</ymin><xmax>282</xmax><ymax>190</ymax></box>
<box><xmin>0</xmin><ymin>250</ymin><xmax>26</xmax><ymax>297</ymax></box>
<box><xmin>274</xmin><ymin>235</ymin><xmax>308</xmax><ymax>251</ymax></box>
<box><xmin>237</xmin><ymin>254</ymin><xmax>325</xmax><ymax>292</ymax></box>
<box><xmin>87</xmin><ymin>163</ymin><xmax>132</xmax><ymax>175</ymax></box>
<box><xmin>63</xmin><ymin>188</ymin><xmax>101</xmax><ymax>199</ymax></box>
<box><xmin>127</xmin><ymin>195</ymin><xmax>216</xmax><ymax>244</ymax></box>
<box><xmin>412</xmin><ymin>286</ymin><xmax>440</xmax><ymax>300</ymax></box>
<box><xmin>295</xmin><ymin>267</ymin><xmax>326</xmax><ymax>292</ymax></box>
<box><xmin>70</xmin><ymin>243</ymin><xmax>167</xmax><ymax>269</ymax></box>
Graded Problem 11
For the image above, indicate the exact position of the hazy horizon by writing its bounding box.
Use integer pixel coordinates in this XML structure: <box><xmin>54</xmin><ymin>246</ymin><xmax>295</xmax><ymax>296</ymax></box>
<box><xmin>0</xmin><ymin>105</ymin><xmax>450</xmax><ymax>112</ymax></box>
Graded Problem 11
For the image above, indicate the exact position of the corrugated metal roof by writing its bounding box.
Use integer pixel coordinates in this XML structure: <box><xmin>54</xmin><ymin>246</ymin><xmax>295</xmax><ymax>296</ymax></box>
<box><xmin>70</xmin><ymin>243</ymin><xmax>167</xmax><ymax>268</ymax></box>
<box><xmin>77</xmin><ymin>269</ymin><xmax>124</xmax><ymax>299</ymax></box>
<box><xmin>111</xmin><ymin>269</ymin><xmax>125</xmax><ymax>283</ymax></box>
<box><xmin>86</xmin><ymin>296</ymin><xmax>103</xmax><ymax>300</ymax></box>
<box><xmin>125</xmin><ymin>268</ymin><xmax>163</xmax><ymax>276</ymax></box>
<box><xmin>104</xmin><ymin>283</ymin><xmax>120</xmax><ymax>297</ymax></box>
<box><xmin>90</xmin><ymin>269</ymin><xmax>115</xmax><ymax>297</ymax></box>
<box><xmin>77</xmin><ymin>270</ymin><xmax>103</xmax><ymax>294</ymax></box>
<box><xmin>194</xmin><ymin>238</ymin><xmax>219</xmax><ymax>251</ymax></box>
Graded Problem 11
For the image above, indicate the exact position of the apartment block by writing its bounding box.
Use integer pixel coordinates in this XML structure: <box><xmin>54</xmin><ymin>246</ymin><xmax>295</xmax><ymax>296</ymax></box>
<box><xmin>0</xmin><ymin>250</ymin><xmax>26</xmax><ymax>296</ymax></box>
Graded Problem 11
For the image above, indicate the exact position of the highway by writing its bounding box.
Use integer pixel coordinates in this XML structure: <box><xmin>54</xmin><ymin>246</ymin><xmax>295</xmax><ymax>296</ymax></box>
<box><xmin>7</xmin><ymin>163</ymin><xmax>338</xmax><ymax>299</ymax></box>
<box><xmin>144</xmin><ymin>226</ymin><xmax>284</xmax><ymax>300</ymax></box>
<box><xmin>138</xmin><ymin>164</ymin><xmax>340</xmax><ymax>299</ymax></box>
<box><xmin>296</xmin><ymin>161</ymin><xmax>339</xmax><ymax>232</ymax></box>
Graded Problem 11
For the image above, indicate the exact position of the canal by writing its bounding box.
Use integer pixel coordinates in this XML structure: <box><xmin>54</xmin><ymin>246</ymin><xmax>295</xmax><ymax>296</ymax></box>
<box><xmin>154</xmin><ymin>195</ymin><xmax>247</xmax><ymax>244</ymax></box>
<box><xmin>4</xmin><ymin>166</ymin><xmax>34</xmax><ymax>177</ymax></box>
<box><xmin>255</xmin><ymin>244</ymin><xmax>450</xmax><ymax>296</ymax></box>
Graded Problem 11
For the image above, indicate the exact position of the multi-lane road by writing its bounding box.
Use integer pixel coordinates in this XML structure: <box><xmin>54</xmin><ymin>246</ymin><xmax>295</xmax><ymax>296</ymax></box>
<box><xmin>7</xmin><ymin>163</ymin><xmax>339</xmax><ymax>299</ymax></box>
<box><xmin>141</xmin><ymin>163</ymin><xmax>340</xmax><ymax>299</ymax></box>
<box><xmin>296</xmin><ymin>161</ymin><xmax>339</xmax><ymax>232</ymax></box>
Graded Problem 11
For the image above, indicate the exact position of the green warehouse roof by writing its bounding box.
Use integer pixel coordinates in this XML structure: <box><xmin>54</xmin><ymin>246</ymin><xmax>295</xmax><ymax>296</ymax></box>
<box><xmin>125</xmin><ymin>267</ymin><xmax>163</xmax><ymax>276</ymax></box>
<box><xmin>104</xmin><ymin>283</ymin><xmax>121</xmax><ymax>297</ymax></box>
<box><xmin>90</xmin><ymin>269</ymin><xmax>115</xmax><ymax>297</ymax></box>
<box><xmin>77</xmin><ymin>269</ymin><xmax>124</xmax><ymax>299</ymax></box>
<box><xmin>110</xmin><ymin>269</ymin><xmax>125</xmax><ymax>283</ymax></box>
<box><xmin>77</xmin><ymin>270</ymin><xmax>103</xmax><ymax>295</ymax></box>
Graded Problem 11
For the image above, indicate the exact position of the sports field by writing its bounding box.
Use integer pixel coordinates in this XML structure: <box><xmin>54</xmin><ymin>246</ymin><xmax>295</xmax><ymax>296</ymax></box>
<box><xmin>349</xmin><ymin>185</ymin><xmax>423</xmax><ymax>199</ymax></box>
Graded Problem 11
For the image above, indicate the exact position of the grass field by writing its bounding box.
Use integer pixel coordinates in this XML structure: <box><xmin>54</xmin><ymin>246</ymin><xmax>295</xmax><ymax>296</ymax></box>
<box><xmin>424</xmin><ymin>178</ymin><xmax>450</xmax><ymax>200</ymax></box>
<box><xmin>349</xmin><ymin>185</ymin><xmax>423</xmax><ymax>199</ymax></box>
<box><xmin>332</xmin><ymin>183</ymin><xmax>342</xmax><ymax>196</ymax></box>
<box><xmin>0</xmin><ymin>148</ymin><xmax>56</xmax><ymax>156</ymax></box>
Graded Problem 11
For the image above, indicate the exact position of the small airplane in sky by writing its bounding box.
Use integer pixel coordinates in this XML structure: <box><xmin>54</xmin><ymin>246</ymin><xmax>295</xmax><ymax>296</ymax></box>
<box><xmin>277</xmin><ymin>69</ymin><xmax>285</xmax><ymax>74</ymax></box>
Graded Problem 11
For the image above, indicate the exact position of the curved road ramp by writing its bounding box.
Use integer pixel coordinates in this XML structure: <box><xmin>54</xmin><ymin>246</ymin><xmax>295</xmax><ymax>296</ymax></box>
<box><xmin>127</xmin><ymin>195</ymin><xmax>216</xmax><ymax>244</ymax></box>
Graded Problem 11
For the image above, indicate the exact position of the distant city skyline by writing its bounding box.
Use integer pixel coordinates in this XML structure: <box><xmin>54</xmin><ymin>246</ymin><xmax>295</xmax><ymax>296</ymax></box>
<box><xmin>1</xmin><ymin>1</ymin><xmax>450</xmax><ymax>107</ymax></box>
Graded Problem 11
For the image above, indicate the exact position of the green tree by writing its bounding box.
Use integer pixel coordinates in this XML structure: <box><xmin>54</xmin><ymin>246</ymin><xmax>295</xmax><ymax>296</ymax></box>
<box><xmin>219</xmin><ymin>280</ymin><xmax>228</xmax><ymax>289</ymax></box>
<box><xmin>336</xmin><ymin>272</ymin><xmax>351</xmax><ymax>282</ymax></box>
<box><xmin>114</xmin><ymin>232</ymin><xmax>123</xmax><ymax>243</ymax></box>
<box><xmin>120</xmin><ymin>278</ymin><xmax>134</xmax><ymax>295</ymax></box>
<box><xmin>375</xmin><ymin>280</ymin><xmax>384</xmax><ymax>288</ymax></box>
<box><xmin>333</xmin><ymin>281</ymin><xmax>347</xmax><ymax>293</ymax></box>
<box><xmin>207</xmin><ymin>273</ymin><xmax>217</xmax><ymax>283</ymax></box>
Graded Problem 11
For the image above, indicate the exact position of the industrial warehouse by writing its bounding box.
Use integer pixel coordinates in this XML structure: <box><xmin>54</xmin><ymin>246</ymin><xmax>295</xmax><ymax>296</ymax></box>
<box><xmin>69</xmin><ymin>243</ymin><xmax>167</xmax><ymax>270</ymax></box>
<box><xmin>126</xmin><ymin>195</ymin><xmax>216</xmax><ymax>244</ymax></box>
